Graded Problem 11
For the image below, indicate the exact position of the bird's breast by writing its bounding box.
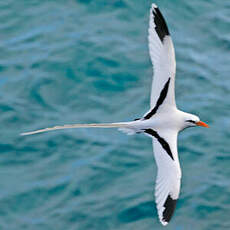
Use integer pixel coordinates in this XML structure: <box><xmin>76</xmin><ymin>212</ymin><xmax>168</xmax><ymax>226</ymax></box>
<box><xmin>143</xmin><ymin>109</ymin><xmax>184</xmax><ymax>132</ymax></box>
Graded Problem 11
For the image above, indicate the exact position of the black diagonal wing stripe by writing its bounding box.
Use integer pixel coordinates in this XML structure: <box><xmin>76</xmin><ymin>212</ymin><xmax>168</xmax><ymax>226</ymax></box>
<box><xmin>152</xmin><ymin>7</ymin><xmax>170</xmax><ymax>43</ymax></box>
<box><xmin>144</xmin><ymin>129</ymin><xmax>174</xmax><ymax>161</ymax></box>
<box><xmin>144</xmin><ymin>78</ymin><xmax>170</xmax><ymax>120</ymax></box>
<box><xmin>162</xmin><ymin>195</ymin><xmax>177</xmax><ymax>223</ymax></box>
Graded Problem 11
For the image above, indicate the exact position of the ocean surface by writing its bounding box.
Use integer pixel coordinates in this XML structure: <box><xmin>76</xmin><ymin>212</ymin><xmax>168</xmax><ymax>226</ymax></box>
<box><xmin>0</xmin><ymin>0</ymin><xmax>229</xmax><ymax>229</ymax></box>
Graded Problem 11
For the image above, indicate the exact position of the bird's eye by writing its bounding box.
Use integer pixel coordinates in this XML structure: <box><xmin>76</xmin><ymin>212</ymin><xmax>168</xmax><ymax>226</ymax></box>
<box><xmin>186</xmin><ymin>120</ymin><xmax>195</xmax><ymax>123</ymax></box>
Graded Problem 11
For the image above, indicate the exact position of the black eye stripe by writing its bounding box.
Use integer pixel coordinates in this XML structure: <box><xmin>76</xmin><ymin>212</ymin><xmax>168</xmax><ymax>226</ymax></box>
<box><xmin>186</xmin><ymin>120</ymin><xmax>196</xmax><ymax>123</ymax></box>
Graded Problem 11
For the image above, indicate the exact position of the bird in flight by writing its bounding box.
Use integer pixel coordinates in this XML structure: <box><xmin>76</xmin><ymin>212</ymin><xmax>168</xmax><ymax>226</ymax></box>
<box><xmin>21</xmin><ymin>3</ymin><xmax>209</xmax><ymax>226</ymax></box>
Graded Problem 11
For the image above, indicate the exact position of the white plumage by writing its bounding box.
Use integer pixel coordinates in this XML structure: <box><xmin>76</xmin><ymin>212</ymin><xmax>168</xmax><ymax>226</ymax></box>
<box><xmin>147</xmin><ymin>4</ymin><xmax>180</xmax><ymax>225</ymax></box>
<box><xmin>148</xmin><ymin>5</ymin><xmax>176</xmax><ymax>108</ymax></box>
<box><xmin>21</xmin><ymin>3</ymin><xmax>209</xmax><ymax>226</ymax></box>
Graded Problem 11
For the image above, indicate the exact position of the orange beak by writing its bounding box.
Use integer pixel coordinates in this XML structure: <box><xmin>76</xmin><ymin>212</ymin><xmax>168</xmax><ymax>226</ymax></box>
<box><xmin>195</xmin><ymin>121</ymin><xmax>209</xmax><ymax>128</ymax></box>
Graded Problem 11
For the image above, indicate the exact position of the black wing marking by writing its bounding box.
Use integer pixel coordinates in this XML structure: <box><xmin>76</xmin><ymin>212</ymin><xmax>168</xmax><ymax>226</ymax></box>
<box><xmin>162</xmin><ymin>195</ymin><xmax>177</xmax><ymax>223</ymax></box>
<box><xmin>144</xmin><ymin>129</ymin><xmax>174</xmax><ymax>161</ymax></box>
<box><xmin>144</xmin><ymin>78</ymin><xmax>170</xmax><ymax>120</ymax></box>
<box><xmin>152</xmin><ymin>6</ymin><xmax>170</xmax><ymax>43</ymax></box>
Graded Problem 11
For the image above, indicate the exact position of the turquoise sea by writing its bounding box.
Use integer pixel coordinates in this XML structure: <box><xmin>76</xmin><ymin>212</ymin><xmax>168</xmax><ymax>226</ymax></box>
<box><xmin>1</xmin><ymin>0</ymin><xmax>229</xmax><ymax>229</ymax></box>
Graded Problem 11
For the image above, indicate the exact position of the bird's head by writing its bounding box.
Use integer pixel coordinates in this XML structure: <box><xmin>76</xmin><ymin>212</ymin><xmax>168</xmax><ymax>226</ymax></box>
<box><xmin>183</xmin><ymin>113</ymin><xmax>209</xmax><ymax>130</ymax></box>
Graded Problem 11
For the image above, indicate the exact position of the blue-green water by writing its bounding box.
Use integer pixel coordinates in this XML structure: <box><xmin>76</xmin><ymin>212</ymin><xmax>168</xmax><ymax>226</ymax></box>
<box><xmin>1</xmin><ymin>0</ymin><xmax>229</xmax><ymax>229</ymax></box>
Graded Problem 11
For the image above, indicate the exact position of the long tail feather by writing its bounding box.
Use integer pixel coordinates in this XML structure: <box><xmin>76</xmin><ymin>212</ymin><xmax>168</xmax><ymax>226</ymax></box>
<box><xmin>20</xmin><ymin>122</ymin><xmax>130</xmax><ymax>136</ymax></box>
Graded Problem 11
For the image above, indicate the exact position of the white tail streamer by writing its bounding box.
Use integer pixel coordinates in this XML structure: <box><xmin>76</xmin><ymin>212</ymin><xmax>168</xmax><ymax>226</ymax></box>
<box><xmin>20</xmin><ymin>122</ymin><xmax>130</xmax><ymax>136</ymax></box>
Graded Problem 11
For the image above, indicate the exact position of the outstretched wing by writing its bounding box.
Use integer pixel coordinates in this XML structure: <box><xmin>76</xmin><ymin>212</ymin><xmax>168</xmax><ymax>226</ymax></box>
<box><xmin>145</xmin><ymin>129</ymin><xmax>181</xmax><ymax>226</ymax></box>
<box><xmin>148</xmin><ymin>4</ymin><xmax>176</xmax><ymax>111</ymax></box>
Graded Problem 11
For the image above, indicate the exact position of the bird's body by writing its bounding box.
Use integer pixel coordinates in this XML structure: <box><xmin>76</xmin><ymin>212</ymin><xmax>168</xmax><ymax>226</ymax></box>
<box><xmin>21</xmin><ymin>3</ymin><xmax>209</xmax><ymax>226</ymax></box>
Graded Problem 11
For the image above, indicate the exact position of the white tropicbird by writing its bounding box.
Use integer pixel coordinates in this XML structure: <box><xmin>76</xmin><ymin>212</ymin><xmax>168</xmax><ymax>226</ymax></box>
<box><xmin>21</xmin><ymin>4</ymin><xmax>209</xmax><ymax>226</ymax></box>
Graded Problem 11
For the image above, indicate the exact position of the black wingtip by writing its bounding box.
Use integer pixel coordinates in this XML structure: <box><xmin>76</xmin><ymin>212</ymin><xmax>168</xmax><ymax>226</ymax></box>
<box><xmin>151</xmin><ymin>4</ymin><xmax>170</xmax><ymax>43</ymax></box>
<box><xmin>162</xmin><ymin>195</ymin><xmax>177</xmax><ymax>223</ymax></box>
